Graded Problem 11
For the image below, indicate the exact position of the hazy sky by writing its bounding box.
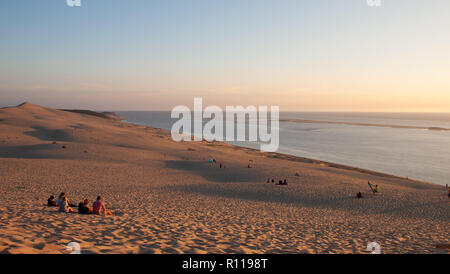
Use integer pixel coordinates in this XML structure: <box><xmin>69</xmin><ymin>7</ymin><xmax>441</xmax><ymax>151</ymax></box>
<box><xmin>1</xmin><ymin>0</ymin><xmax>449</xmax><ymax>111</ymax></box>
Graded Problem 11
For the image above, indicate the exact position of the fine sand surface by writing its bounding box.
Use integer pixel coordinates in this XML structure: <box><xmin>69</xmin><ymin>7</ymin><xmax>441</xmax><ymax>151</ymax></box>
<box><xmin>0</xmin><ymin>103</ymin><xmax>448</xmax><ymax>254</ymax></box>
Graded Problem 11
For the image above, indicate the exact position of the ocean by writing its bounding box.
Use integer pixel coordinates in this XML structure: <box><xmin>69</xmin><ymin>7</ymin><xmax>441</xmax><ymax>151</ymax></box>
<box><xmin>116</xmin><ymin>111</ymin><xmax>450</xmax><ymax>186</ymax></box>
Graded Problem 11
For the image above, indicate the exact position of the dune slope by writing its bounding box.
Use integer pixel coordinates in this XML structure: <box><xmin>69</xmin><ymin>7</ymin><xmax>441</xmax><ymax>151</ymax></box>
<box><xmin>0</xmin><ymin>103</ymin><xmax>448</xmax><ymax>254</ymax></box>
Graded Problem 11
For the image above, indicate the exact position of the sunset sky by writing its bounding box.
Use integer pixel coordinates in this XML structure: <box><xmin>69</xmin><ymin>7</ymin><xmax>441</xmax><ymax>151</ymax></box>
<box><xmin>1</xmin><ymin>0</ymin><xmax>449</xmax><ymax>111</ymax></box>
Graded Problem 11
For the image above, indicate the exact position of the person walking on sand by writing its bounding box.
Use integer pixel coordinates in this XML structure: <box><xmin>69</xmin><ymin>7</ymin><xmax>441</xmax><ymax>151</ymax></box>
<box><xmin>93</xmin><ymin>196</ymin><xmax>112</xmax><ymax>215</ymax></box>
<box><xmin>59</xmin><ymin>197</ymin><xmax>75</xmax><ymax>213</ymax></box>
<box><xmin>368</xmin><ymin>181</ymin><xmax>377</xmax><ymax>195</ymax></box>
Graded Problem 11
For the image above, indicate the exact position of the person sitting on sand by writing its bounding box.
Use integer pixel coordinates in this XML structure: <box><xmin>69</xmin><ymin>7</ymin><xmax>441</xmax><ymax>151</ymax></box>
<box><xmin>47</xmin><ymin>195</ymin><xmax>57</xmax><ymax>207</ymax></box>
<box><xmin>57</xmin><ymin>192</ymin><xmax>76</xmax><ymax>207</ymax></box>
<box><xmin>357</xmin><ymin>192</ymin><xmax>363</xmax><ymax>199</ymax></box>
<box><xmin>59</xmin><ymin>196</ymin><xmax>75</xmax><ymax>213</ymax></box>
<box><xmin>93</xmin><ymin>196</ymin><xmax>112</xmax><ymax>215</ymax></box>
<box><xmin>283</xmin><ymin>179</ymin><xmax>288</xmax><ymax>185</ymax></box>
<box><xmin>78</xmin><ymin>199</ymin><xmax>92</xmax><ymax>214</ymax></box>
<box><xmin>56</xmin><ymin>192</ymin><xmax>65</xmax><ymax>206</ymax></box>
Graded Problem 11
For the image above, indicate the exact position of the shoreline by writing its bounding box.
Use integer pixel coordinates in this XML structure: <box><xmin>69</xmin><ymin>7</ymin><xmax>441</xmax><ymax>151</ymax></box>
<box><xmin>119</xmin><ymin>119</ymin><xmax>436</xmax><ymax>187</ymax></box>
<box><xmin>279</xmin><ymin>118</ymin><xmax>450</xmax><ymax>131</ymax></box>
<box><xmin>2</xmin><ymin>104</ymin><xmax>440</xmax><ymax>186</ymax></box>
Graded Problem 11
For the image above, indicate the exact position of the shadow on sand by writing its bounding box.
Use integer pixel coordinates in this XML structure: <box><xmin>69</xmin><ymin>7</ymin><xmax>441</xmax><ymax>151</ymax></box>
<box><xmin>24</xmin><ymin>126</ymin><xmax>73</xmax><ymax>142</ymax></box>
<box><xmin>164</xmin><ymin>160</ymin><xmax>262</xmax><ymax>183</ymax></box>
<box><xmin>0</xmin><ymin>144</ymin><xmax>70</xmax><ymax>159</ymax></box>
<box><xmin>167</xmin><ymin>183</ymin><xmax>450</xmax><ymax>220</ymax></box>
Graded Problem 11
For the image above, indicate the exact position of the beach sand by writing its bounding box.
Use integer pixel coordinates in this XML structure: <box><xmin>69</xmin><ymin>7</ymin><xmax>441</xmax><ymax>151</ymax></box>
<box><xmin>0</xmin><ymin>103</ymin><xmax>448</xmax><ymax>254</ymax></box>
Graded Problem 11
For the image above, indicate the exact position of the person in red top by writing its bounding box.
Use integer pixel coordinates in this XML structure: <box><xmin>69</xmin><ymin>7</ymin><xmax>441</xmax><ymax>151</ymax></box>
<box><xmin>92</xmin><ymin>196</ymin><xmax>112</xmax><ymax>215</ymax></box>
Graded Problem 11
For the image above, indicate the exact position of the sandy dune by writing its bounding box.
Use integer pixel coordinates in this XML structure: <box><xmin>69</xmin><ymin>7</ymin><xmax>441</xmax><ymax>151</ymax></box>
<box><xmin>0</xmin><ymin>103</ymin><xmax>448</xmax><ymax>254</ymax></box>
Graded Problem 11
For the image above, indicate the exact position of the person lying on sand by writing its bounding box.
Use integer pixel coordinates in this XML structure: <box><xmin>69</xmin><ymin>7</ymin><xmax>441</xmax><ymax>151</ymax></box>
<box><xmin>47</xmin><ymin>195</ymin><xmax>57</xmax><ymax>207</ymax></box>
<box><xmin>93</xmin><ymin>196</ymin><xmax>113</xmax><ymax>215</ymax></box>
<box><xmin>59</xmin><ymin>197</ymin><xmax>76</xmax><ymax>213</ymax></box>
<box><xmin>78</xmin><ymin>199</ymin><xmax>92</xmax><ymax>214</ymax></box>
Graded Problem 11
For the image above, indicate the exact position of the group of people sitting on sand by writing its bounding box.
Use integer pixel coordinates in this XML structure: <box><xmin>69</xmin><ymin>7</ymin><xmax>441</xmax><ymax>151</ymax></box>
<box><xmin>47</xmin><ymin>193</ymin><xmax>112</xmax><ymax>215</ymax></box>
<box><xmin>267</xmin><ymin>178</ymin><xmax>288</xmax><ymax>185</ymax></box>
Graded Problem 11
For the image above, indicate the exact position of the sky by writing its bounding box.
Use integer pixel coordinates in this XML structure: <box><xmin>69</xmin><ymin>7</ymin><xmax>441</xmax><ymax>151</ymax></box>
<box><xmin>1</xmin><ymin>0</ymin><xmax>449</xmax><ymax>111</ymax></box>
